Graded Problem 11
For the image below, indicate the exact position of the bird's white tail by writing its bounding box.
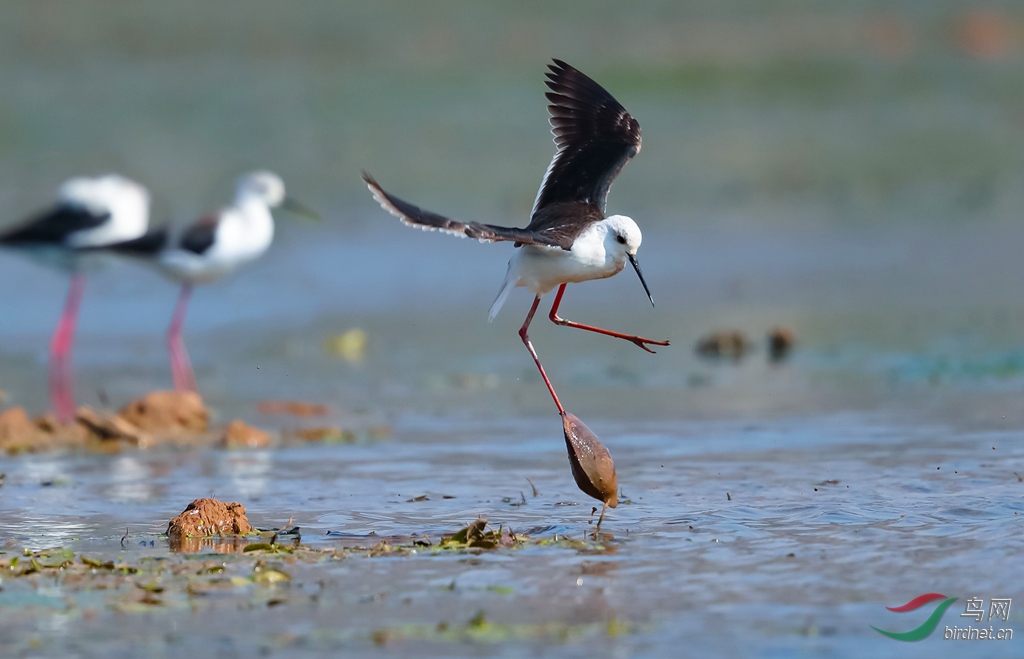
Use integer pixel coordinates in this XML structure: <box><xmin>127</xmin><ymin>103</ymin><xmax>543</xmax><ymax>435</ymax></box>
<box><xmin>488</xmin><ymin>259</ymin><xmax>518</xmax><ymax>322</ymax></box>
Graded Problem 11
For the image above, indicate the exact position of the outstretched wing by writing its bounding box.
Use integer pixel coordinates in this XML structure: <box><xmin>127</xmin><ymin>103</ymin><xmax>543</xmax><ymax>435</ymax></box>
<box><xmin>362</xmin><ymin>173</ymin><xmax>570</xmax><ymax>249</ymax></box>
<box><xmin>530</xmin><ymin>59</ymin><xmax>641</xmax><ymax>218</ymax></box>
<box><xmin>0</xmin><ymin>204</ymin><xmax>110</xmax><ymax>246</ymax></box>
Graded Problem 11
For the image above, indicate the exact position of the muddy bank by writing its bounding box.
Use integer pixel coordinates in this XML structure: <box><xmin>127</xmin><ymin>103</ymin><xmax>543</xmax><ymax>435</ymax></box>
<box><xmin>0</xmin><ymin>391</ymin><xmax>390</xmax><ymax>455</ymax></box>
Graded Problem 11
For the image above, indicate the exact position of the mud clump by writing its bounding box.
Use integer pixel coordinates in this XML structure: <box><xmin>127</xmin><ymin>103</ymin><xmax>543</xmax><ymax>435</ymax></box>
<box><xmin>696</xmin><ymin>330</ymin><xmax>750</xmax><ymax>360</ymax></box>
<box><xmin>286</xmin><ymin>426</ymin><xmax>355</xmax><ymax>443</ymax></box>
<box><xmin>220</xmin><ymin>420</ymin><xmax>270</xmax><ymax>449</ymax></box>
<box><xmin>167</xmin><ymin>498</ymin><xmax>252</xmax><ymax>540</ymax></box>
<box><xmin>118</xmin><ymin>391</ymin><xmax>208</xmax><ymax>433</ymax></box>
<box><xmin>257</xmin><ymin>400</ymin><xmax>330</xmax><ymax>416</ymax></box>
<box><xmin>0</xmin><ymin>407</ymin><xmax>55</xmax><ymax>453</ymax></box>
<box><xmin>768</xmin><ymin>327</ymin><xmax>794</xmax><ymax>362</ymax></box>
<box><xmin>0</xmin><ymin>389</ymin><xmax>366</xmax><ymax>455</ymax></box>
<box><xmin>561</xmin><ymin>412</ymin><xmax>618</xmax><ymax>511</ymax></box>
<box><xmin>75</xmin><ymin>407</ymin><xmax>147</xmax><ymax>443</ymax></box>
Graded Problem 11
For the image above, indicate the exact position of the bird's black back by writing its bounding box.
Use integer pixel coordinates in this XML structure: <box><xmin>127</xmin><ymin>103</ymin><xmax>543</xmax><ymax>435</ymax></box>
<box><xmin>103</xmin><ymin>227</ymin><xmax>169</xmax><ymax>255</ymax></box>
<box><xmin>179</xmin><ymin>214</ymin><xmax>220</xmax><ymax>255</ymax></box>
<box><xmin>0</xmin><ymin>205</ymin><xmax>110</xmax><ymax>246</ymax></box>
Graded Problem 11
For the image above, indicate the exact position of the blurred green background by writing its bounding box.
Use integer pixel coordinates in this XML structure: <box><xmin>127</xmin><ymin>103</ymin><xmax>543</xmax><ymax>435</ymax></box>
<box><xmin>1</xmin><ymin>1</ymin><xmax>1023</xmax><ymax>228</ymax></box>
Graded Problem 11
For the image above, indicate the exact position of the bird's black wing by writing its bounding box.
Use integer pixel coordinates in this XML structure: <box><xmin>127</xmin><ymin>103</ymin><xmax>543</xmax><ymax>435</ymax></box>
<box><xmin>0</xmin><ymin>204</ymin><xmax>110</xmax><ymax>246</ymax></box>
<box><xmin>102</xmin><ymin>227</ymin><xmax>169</xmax><ymax>256</ymax></box>
<box><xmin>523</xmin><ymin>200</ymin><xmax>605</xmax><ymax>248</ymax></box>
<box><xmin>363</xmin><ymin>173</ymin><xmax>571</xmax><ymax>249</ymax></box>
<box><xmin>179</xmin><ymin>214</ymin><xmax>220</xmax><ymax>255</ymax></box>
<box><xmin>530</xmin><ymin>59</ymin><xmax>641</xmax><ymax>219</ymax></box>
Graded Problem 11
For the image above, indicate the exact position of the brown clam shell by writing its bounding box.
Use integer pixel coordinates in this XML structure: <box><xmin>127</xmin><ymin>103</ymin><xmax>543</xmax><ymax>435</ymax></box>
<box><xmin>561</xmin><ymin>412</ymin><xmax>618</xmax><ymax>507</ymax></box>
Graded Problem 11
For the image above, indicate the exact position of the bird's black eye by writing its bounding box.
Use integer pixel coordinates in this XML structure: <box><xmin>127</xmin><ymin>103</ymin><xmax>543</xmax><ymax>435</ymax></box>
<box><xmin>616</xmin><ymin>234</ymin><xmax>626</xmax><ymax>244</ymax></box>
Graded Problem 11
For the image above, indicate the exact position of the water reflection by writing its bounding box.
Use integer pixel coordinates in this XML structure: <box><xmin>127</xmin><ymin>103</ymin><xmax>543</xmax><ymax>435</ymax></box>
<box><xmin>168</xmin><ymin>533</ymin><xmax>248</xmax><ymax>554</ymax></box>
<box><xmin>214</xmin><ymin>451</ymin><xmax>273</xmax><ymax>500</ymax></box>
<box><xmin>105</xmin><ymin>455</ymin><xmax>155</xmax><ymax>503</ymax></box>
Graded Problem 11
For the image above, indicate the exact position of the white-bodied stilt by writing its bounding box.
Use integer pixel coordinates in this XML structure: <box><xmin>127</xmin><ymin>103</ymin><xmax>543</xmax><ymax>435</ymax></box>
<box><xmin>105</xmin><ymin>171</ymin><xmax>317</xmax><ymax>392</ymax></box>
<box><xmin>364</xmin><ymin>59</ymin><xmax>668</xmax><ymax>415</ymax></box>
<box><xmin>0</xmin><ymin>175</ymin><xmax>151</xmax><ymax>422</ymax></box>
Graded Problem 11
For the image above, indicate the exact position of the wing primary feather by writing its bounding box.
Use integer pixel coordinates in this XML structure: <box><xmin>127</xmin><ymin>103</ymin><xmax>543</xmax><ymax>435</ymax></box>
<box><xmin>530</xmin><ymin>60</ymin><xmax>641</xmax><ymax>216</ymax></box>
<box><xmin>362</xmin><ymin>172</ymin><xmax>569</xmax><ymax>249</ymax></box>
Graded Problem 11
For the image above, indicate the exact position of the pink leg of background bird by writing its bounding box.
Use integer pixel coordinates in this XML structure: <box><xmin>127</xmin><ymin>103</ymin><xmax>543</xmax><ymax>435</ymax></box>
<box><xmin>167</xmin><ymin>284</ymin><xmax>197</xmax><ymax>393</ymax></box>
<box><xmin>49</xmin><ymin>272</ymin><xmax>86</xmax><ymax>423</ymax></box>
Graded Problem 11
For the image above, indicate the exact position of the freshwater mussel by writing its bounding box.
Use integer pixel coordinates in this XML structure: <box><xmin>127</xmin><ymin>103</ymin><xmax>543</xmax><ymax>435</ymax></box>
<box><xmin>561</xmin><ymin>412</ymin><xmax>618</xmax><ymax>528</ymax></box>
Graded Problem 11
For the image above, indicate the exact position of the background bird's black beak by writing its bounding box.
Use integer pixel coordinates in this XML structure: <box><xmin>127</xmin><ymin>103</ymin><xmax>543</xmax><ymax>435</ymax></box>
<box><xmin>628</xmin><ymin>253</ymin><xmax>654</xmax><ymax>307</ymax></box>
<box><xmin>281</xmin><ymin>196</ymin><xmax>321</xmax><ymax>221</ymax></box>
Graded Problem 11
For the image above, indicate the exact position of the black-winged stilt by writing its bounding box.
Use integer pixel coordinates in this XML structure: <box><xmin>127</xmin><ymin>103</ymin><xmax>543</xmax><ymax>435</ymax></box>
<box><xmin>105</xmin><ymin>171</ymin><xmax>317</xmax><ymax>392</ymax></box>
<box><xmin>363</xmin><ymin>59</ymin><xmax>668</xmax><ymax>416</ymax></box>
<box><xmin>0</xmin><ymin>175</ymin><xmax>150</xmax><ymax>422</ymax></box>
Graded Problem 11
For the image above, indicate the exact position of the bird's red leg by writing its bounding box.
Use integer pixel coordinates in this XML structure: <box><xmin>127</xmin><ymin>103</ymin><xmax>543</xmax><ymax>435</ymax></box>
<box><xmin>519</xmin><ymin>295</ymin><xmax>565</xmax><ymax>415</ymax></box>
<box><xmin>167</xmin><ymin>284</ymin><xmax>198</xmax><ymax>393</ymax></box>
<box><xmin>49</xmin><ymin>272</ymin><xmax>86</xmax><ymax>423</ymax></box>
<box><xmin>548</xmin><ymin>284</ymin><xmax>669</xmax><ymax>353</ymax></box>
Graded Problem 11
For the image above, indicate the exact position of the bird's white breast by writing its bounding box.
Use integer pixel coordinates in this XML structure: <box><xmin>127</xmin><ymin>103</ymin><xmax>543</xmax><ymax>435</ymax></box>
<box><xmin>157</xmin><ymin>201</ymin><xmax>275</xmax><ymax>285</ymax></box>
<box><xmin>513</xmin><ymin>222</ymin><xmax>625</xmax><ymax>296</ymax></box>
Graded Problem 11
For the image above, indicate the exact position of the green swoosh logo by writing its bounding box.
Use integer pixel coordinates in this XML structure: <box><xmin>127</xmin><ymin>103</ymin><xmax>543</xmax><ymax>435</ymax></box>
<box><xmin>871</xmin><ymin>597</ymin><xmax>958</xmax><ymax>642</ymax></box>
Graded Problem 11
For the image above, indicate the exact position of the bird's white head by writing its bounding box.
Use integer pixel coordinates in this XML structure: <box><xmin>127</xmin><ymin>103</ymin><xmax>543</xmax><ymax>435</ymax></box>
<box><xmin>603</xmin><ymin>214</ymin><xmax>653</xmax><ymax>306</ymax></box>
<box><xmin>603</xmin><ymin>215</ymin><xmax>643</xmax><ymax>258</ymax></box>
<box><xmin>235</xmin><ymin>170</ymin><xmax>287</xmax><ymax>208</ymax></box>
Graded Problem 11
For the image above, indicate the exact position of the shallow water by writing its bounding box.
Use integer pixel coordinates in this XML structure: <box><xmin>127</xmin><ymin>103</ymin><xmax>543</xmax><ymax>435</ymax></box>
<box><xmin>0</xmin><ymin>411</ymin><xmax>1020</xmax><ymax>657</ymax></box>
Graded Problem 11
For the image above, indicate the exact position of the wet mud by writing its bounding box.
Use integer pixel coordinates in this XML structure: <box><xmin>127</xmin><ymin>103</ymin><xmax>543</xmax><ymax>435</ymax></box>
<box><xmin>167</xmin><ymin>498</ymin><xmax>253</xmax><ymax>540</ymax></box>
<box><xmin>695</xmin><ymin>330</ymin><xmax>752</xmax><ymax>360</ymax></box>
<box><xmin>0</xmin><ymin>391</ymin><xmax>389</xmax><ymax>455</ymax></box>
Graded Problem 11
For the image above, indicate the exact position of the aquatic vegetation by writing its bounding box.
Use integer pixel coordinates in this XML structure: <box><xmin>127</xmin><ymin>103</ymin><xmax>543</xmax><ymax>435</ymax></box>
<box><xmin>0</xmin><ymin>520</ymin><xmax>613</xmax><ymax>619</ymax></box>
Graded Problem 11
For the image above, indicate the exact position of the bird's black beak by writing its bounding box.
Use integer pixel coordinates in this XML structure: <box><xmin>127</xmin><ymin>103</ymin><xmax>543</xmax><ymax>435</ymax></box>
<box><xmin>628</xmin><ymin>253</ymin><xmax>654</xmax><ymax>307</ymax></box>
<box><xmin>281</xmin><ymin>196</ymin><xmax>321</xmax><ymax>221</ymax></box>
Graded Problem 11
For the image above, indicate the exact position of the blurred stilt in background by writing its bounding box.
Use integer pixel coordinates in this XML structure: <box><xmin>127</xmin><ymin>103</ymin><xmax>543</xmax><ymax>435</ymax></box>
<box><xmin>48</xmin><ymin>272</ymin><xmax>86</xmax><ymax>422</ymax></box>
<box><xmin>167</xmin><ymin>284</ymin><xmax>196</xmax><ymax>392</ymax></box>
<box><xmin>0</xmin><ymin>175</ymin><xmax>150</xmax><ymax>422</ymax></box>
<box><xmin>103</xmin><ymin>171</ymin><xmax>318</xmax><ymax>393</ymax></box>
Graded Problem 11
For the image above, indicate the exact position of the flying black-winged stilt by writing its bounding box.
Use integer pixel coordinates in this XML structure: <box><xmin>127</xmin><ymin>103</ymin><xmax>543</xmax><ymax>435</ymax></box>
<box><xmin>104</xmin><ymin>171</ymin><xmax>317</xmax><ymax>392</ymax></box>
<box><xmin>0</xmin><ymin>175</ymin><xmax>151</xmax><ymax>422</ymax></box>
<box><xmin>364</xmin><ymin>59</ymin><xmax>668</xmax><ymax>415</ymax></box>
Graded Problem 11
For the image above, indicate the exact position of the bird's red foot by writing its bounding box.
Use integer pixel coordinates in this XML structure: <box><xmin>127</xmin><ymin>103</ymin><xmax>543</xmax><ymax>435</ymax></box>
<box><xmin>629</xmin><ymin>337</ymin><xmax>670</xmax><ymax>353</ymax></box>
